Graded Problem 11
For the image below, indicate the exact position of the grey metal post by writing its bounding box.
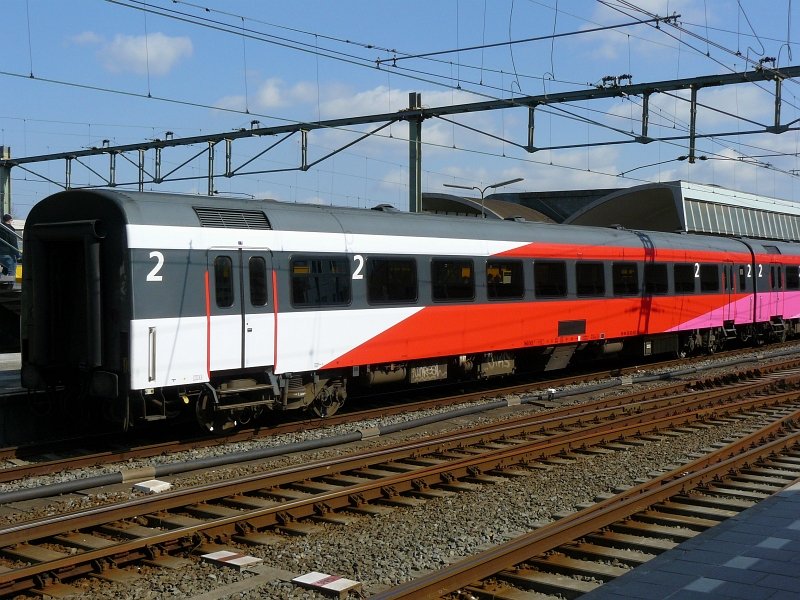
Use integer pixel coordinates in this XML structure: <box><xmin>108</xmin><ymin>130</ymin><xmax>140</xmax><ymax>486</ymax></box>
<box><xmin>155</xmin><ymin>147</ymin><xmax>162</xmax><ymax>183</ymax></box>
<box><xmin>408</xmin><ymin>92</ymin><xmax>422</xmax><ymax>213</ymax></box>
<box><xmin>641</xmin><ymin>92</ymin><xmax>650</xmax><ymax>140</ymax></box>
<box><xmin>109</xmin><ymin>151</ymin><xmax>116</xmax><ymax>187</ymax></box>
<box><xmin>527</xmin><ymin>104</ymin><xmax>537</xmax><ymax>152</ymax></box>
<box><xmin>138</xmin><ymin>148</ymin><xmax>145</xmax><ymax>192</ymax></box>
<box><xmin>689</xmin><ymin>85</ymin><xmax>698</xmax><ymax>164</ymax></box>
<box><xmin>0</xmin><ymin>147</ymin><xmax>11</xmax><ymax>216</ymax></box>
<box><xmin>207</xmin><ymin>141</ymin><xmax>215</xmax><ymax>196</ymax></box>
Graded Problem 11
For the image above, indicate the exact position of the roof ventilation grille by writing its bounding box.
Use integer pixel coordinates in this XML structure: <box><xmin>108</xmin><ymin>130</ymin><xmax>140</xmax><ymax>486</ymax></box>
<box><xmin>193</xmin><ymin>207</ymin><xmax>272</xmax><ymax>230</ymax></box>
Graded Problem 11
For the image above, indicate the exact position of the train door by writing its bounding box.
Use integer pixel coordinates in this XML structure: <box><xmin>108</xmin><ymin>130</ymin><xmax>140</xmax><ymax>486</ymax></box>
<box><xmin>241</xmin><ymin>250</ymin><xmax>274</xmax><ymax>368</ymax></box>
<box><xmin>723</xmin><ymin>263</ymin><xmax>734</xmax><ymax>322</ymax></box>
<box><xmin>207</xmin><ymin>249</ymin><xmax>274</xmax><ymax>372</ymax></box>
<box><xmin>208</xmin><ymin>250</ymin><xmax>242</xmax><ymax>372</ymax></box>
<box><xmin>736</xmin><ymin>263</ymin><xmax>753</xmax><ymax>324</ymax></box>
<box><xmin>770</xmin><ymin>263</ymin><xmax>784</xmax><ymax>317</ymax></box>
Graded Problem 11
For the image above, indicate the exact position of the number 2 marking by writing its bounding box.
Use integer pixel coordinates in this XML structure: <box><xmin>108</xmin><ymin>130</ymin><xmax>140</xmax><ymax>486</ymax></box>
<box><xmin>147</xmin><ymin>251</ymin><xmax>164</xmax><ymax>282</ymax></box>
<box><xmin>352</xmin><ymin>254</ymin><xmax>364</xmax><ymax>280</ymax></box>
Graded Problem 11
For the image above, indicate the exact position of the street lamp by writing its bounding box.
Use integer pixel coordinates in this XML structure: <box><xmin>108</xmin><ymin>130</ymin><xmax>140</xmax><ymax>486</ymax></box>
<box><xmin>213</xmin><ymin>190</ymin><xmax>256</xmax><ymax>199</ymax></box>
<box><xmin>443</xmin><ymin>177</ymin><xmax>524</xmax><ymax>218</ymax></box>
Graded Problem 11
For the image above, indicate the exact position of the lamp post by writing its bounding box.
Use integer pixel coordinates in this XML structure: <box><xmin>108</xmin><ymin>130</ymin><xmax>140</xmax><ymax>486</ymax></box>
<box><xmin>213</xmin><ymin>190</ymin><xmax>256</xmax><ymax>199</ymax></box>
<box><xmin>443</xmin><ymin>177</ymin><xmax>524</xmax><ymax>218</ymax></box>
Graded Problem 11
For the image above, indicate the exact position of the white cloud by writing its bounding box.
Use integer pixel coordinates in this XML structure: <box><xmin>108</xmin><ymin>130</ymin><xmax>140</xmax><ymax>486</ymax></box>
<box><xmin>255</xmin><ymin>78</ymin><xmax>288</xmax><ymax>109</ymax></box>
<box><xmin>218</xmin><ymin>79</ymin><xmax>323</xmax><ymax>111</ymax></box>
<box><xmin>213</xmin><ymin>94</ymin><xmax>248</xmax><ymax>112</ymax></box>
<box><xmin>579</xmin><ymin>0</ymin><xmax>710</xmax><ymax>68</ymax></box>
<box><xmin>213</xmin><ymin>81</ymin><xmax>487</xmax><ymax>120</ymax></box>
<box><xmin>100</xmin><ymin>33</ymin><xmax>193</xmax><ymax>76</ymax></box>
<box><xmin>71</xmin><ymin>31</ymin><xmax>103</xmax><ymax>45</ymax></box>
<box><xmin>696</xmin><ymin>85</ymin><xmax>775</xmax><ymax>127</ymax></box>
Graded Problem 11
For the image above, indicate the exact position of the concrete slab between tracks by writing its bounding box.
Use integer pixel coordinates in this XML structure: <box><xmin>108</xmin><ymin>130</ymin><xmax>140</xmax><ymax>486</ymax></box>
<box><xmin>183</xmin><ymin>564</ymin><xmax>296</xmax><ymax>600</ymax></box>
<box><xmin>583</xmin><ymin>479</ymin><xmax>800</xmax><ymax>600</ymax></box>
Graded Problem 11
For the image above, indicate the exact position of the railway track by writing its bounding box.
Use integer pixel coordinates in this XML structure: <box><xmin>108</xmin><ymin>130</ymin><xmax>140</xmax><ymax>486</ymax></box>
<box><xmin>1</xmin><ymin>362</ymin><xmax>799</xmax><ymax>597</ymax></box>
<box><xmin>1</xmin><ymin>346</ymin><xmax>797</xmax><ymax>487</ymax></box>
<box><xmin>375</xmin><ymin>411</ymin><xmax>800</xmax><ymax>599</ymax></box>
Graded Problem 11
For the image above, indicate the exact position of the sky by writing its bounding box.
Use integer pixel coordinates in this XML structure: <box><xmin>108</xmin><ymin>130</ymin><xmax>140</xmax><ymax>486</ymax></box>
<box><xmin>1</xmin><ymin>0</ymin><xmax>799</xmax><ymax>217</ymax></box>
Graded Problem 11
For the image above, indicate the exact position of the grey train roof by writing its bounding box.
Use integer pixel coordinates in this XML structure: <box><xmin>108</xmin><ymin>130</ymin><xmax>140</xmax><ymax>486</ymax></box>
<box><xmin>27</xmin><ymin>189</ymin><xmax>797</xmax><ymax>257</ymax></box>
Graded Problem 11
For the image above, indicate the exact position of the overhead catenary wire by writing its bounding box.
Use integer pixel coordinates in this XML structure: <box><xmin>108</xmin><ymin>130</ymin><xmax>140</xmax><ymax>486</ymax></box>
<box><xmin>601</xmin><ymin>0</ymin><xmax>800</xmax><ymax>98</ymax></box>
<box><xmin>89</xmin><ymin>1</ymin><xmax>800</xmax><ymax>147</ymax></box>
<box><xmin>4</xmin><ymin>61</ymin><xmax>799</xmax><ymax>196</ymax></box>
<box><xmin>99</xmin><ymin>0</ymin><xmax>800</xmax><ymax>172</ymax></box>
<box><xmin>4</xmin><ymin>0</ymin><xmax>800</xmax><ymax>202</ymax></box>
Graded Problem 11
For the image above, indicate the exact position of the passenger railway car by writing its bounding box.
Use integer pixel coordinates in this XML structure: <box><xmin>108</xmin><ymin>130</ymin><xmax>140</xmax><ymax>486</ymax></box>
<box><xmin>20</xmin><ymin>189</ymin><xmax>800</xmax><ymax>430</ymax></box>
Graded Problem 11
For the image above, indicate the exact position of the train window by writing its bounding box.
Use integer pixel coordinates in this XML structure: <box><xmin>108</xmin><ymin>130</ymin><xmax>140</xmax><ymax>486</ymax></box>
<box><xmin>290</xmin><ymin>256</ymin><xmax>351</xmax><ymax>307</ymax></box>
<box><xmin>644</xmin><ymin>264</ymin><xmax>668</xmax><ymax>295</ymax></box>
<box><xmin>699</xmin><ymin>265</ymin><xmax>719</xmax><ymax>292</ymax></box>
<box><xmin>534</xmin><ymin>261</ymin><xmax>567</xmax><ymax>298</ymax></box>
<box><xmin>432</xmin><ymin>259</ymin><xmax>474</xmax><ymax>301</ymax></box>
<box><xmin>724</xmin><ymin>265</ymin><xmax>734</xmax><ymax>292</ymax></box>
<box><xmin>486</xmin><ymin>260</ymin><xmax>524</xmax><ymax>300</ymax></box>
<box><xmin>612</xmin><ymin>262</ymin><xmax>639</xmax><ymax>296</ymax></box>
<box><xmin>770</xmin><ymin>266</ymin><xmax>783</xmax><ymax>290</ymax></box>
<box><xmin>787</xmin><ymin>267</ymin><xmax>800</xmax><ymax>290</ymax></box>
<box><xmin>367</xmin><ymin>258</ymin><xmax>417</xmax><ymax>304</ymax></box>
<box><xmin>214</xmin><ymin>256</ymin><xmax>235</xmax><ymax>308</ymax></box>
<box><xmin>249</xmin><ymin>257</ymin><xmax>268</xmax><ymax>306</ymax></box>
<box><xmin>675</xmin><ymin>264</ymin><xmax>695</xmax><ymax>293</ymax></box>
<box><xmin>576</xmin><ymin>262</ymin><xmax>605</xmax><ymax>297</ymax></box>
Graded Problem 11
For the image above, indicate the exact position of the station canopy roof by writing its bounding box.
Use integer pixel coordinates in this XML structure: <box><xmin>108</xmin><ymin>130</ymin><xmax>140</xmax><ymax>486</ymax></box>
<box><xmin>422</xmin><ymin>192</ymin><xmax>555</xmax><ymax>223</ymax></box>
<box><xmin>564</xmin><ymin>180</ymin><xmax>800</xmax><ymax>241</ymax></box>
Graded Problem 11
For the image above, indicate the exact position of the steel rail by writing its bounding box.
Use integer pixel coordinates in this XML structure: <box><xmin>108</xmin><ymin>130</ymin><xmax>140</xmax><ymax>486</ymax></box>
<box><xmin>0</xmin><ymin>343</ymin><xmax>793</xmax><ymax>482</ymax></box>
<box><xmin>0</xmin><ymin>363</ymin><xmax>788</xmax><ymax>505</ymax></box>
<box><xmin>372</xmin><ymin>411</ymin><xmax>800</xmax><ymax>599</ymax></box>
<box><xmin>0</xmin><ymin>380</ymin><xmax>796</xmax><ymax>596</ymax></box>
<box><xmin>1</xmin><ymin>376</ymin><xmax>796</xmax><ymax>540</ymax></box>
<box><xmin>0</xmin><ymin>353</ymin><xmax>792</xmax><ymax>486</ymax></box>
<box><xmin>0</xmin><ymin>360</ymin><xmax>660</xmax><ymax>466</ymax></box>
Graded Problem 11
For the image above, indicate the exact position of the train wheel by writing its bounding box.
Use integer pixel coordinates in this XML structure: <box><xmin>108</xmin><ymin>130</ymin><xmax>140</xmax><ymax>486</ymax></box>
<box><xmin>235</xmin><ymin>406</ymin><xmax>264</xmax><ymax>426</ymax></box>
<box><xmin>311</xmin><ymin>379</ymin><xmax>347</xmax><ymax>418</ymax></box>
<box><xmin>195</xmin><ymin>387</ymin><xmax>221</xmax><ymax>432</ymax></box>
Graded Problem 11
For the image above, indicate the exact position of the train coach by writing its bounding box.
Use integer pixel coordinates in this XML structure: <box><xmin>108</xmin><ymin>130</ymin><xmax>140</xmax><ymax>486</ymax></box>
<box><xmin>19</xmin><ymin>189</ymin><xmax>800</xmax><ymax>430</ymax></box>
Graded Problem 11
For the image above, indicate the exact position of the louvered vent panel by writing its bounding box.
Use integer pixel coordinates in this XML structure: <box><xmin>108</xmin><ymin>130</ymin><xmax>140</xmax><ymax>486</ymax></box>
<box><xmin>193</xmin><ymin>207</ymin><xmax>272</xmax><ymax>230</ymax></box>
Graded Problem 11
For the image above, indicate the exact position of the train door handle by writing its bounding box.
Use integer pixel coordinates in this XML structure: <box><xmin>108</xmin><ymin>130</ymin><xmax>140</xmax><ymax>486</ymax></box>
<box><xmin>148</xmin><ymin>327</ymin><xmax>156</xmax><ymax>382</ymax></box>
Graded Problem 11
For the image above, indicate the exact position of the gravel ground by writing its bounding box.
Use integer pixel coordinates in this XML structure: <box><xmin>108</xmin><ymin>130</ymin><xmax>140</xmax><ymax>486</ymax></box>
<box><xmin>41</xmin><ymin>413</ymin><xmax>770</xmax><ymax>600</ymax></box>
<box><xmin>2</xmin><ymin>347</ymin><xmax>797</xmax><ymax>599</ymax></box>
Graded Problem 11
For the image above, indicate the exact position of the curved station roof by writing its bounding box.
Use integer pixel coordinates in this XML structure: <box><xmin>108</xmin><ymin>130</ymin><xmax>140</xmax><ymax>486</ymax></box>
<box><xmin>565</xmin><ymin>181</ymin><xmax>800</xmax><ymax>241</ymax></box>
<box><xmin>433</xmin><ymin>180</ymin><xmax>800</xmax><ymax>242</ymax></box>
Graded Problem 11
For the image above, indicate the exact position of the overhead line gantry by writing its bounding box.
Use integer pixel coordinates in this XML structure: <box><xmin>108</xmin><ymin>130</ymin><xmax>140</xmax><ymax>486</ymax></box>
<box><xmin>1</xmin><ymin>64</ymin><xmax>798</xmax><ymax>215</ymax></box>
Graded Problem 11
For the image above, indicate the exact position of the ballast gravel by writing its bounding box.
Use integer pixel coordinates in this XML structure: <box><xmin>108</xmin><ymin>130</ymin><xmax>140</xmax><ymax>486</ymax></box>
<box><xmin>3</xmin><ymin>346</ymin><xmax>798</xmax><ymax>599</ymax></box>
<box><xmin>17</xmin><ymin>413</ymin><xmax>772</xmax><ymax>600</ymax></box>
